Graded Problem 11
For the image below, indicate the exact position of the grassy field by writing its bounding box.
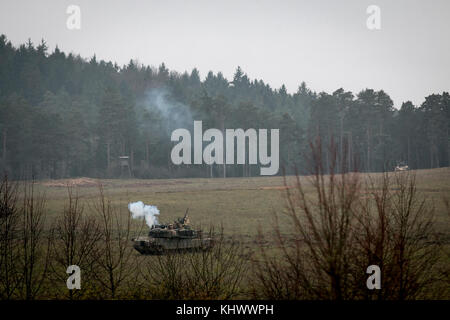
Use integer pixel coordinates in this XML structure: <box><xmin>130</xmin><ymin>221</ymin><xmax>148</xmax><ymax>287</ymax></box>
<box><xmin>37</xmin><ymin>167</ymin><xmax>450</xmax><ymax>242</ymax></box>
<box><xmin>2</xmin><ymin>167</ymin><xmax>448</xmax><ymax>299</ymax></box>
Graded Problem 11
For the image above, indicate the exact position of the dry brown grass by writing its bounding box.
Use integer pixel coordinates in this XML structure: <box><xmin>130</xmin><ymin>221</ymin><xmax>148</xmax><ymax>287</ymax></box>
<box><xmin>1</xmin><ymin>165</ymin><xmax>447</xmax><ymax>300</ymax></box>
<box><xmin>35</xmin><ymin>167</ymin><xmax>450</xmax><ymax>239</ymax></box>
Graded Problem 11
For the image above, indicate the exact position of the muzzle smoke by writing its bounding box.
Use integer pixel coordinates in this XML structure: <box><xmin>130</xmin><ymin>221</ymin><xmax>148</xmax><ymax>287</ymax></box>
<box><xmin>128</xmin><ymin>201</ymin><xmax>160</xmax><ymax>228</ymax></box>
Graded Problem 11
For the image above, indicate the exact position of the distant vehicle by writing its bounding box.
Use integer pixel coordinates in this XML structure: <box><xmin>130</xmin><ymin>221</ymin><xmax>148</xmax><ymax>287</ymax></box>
<box><xmin>395</xmin><ymin>162</ymin><xmax>409</xmax><ymax>171</ymax></box>
<box><xmin>131</xmin><ymin>210</ymin><xmax>213</xmax><ymax>255</ymax></box>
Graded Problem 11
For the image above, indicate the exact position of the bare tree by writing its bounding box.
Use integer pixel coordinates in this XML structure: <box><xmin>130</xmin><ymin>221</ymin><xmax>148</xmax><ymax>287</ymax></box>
<box><xmin>49</xmin><ymin>184</ymin><xmax>100</xmax><ymax>299</ymax></box>
<box><xmin>185</xmin><ymin>230</ymin><xmax>246</xmax><ymax>299</ymax></box>
<box><xmin>90</xmin><ymin>183</ymin><xmax>135</xmax><ymax>299</ymax></box>
<box><xmin>0</xmin><ymin>174</ymin><xmax>20</xmax><ymax>299</ymax></box>
<box><xmin>142</xmin><ymin>228</ymin><xmax>247</xmax><ymax>299</ymax></box>
<box><xmin>253</xmin><ymin>138</ymin><xmax>361</xmax><ymax>299</ymax></box>
<box><xmin>252</xmin><ymin>138</ymin><xmax>447</xmax><ymax>300</ymax></box>
<box><xmin>355</xmin><ymin>172</ymin><xmax>444</xmax><ymax>299</ymax></box>
<box><xmin>16</xmin><ymin>179</ymin><xmax>50</xmax><ymax>300</ymax></box>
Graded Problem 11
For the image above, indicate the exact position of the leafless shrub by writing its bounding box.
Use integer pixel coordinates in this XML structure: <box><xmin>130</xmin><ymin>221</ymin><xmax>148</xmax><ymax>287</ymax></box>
<box><xmin>252</xmin><ymin>138</ymin><xmax>447</xmax><ymax>300</ymax></box>
<box><xmin>0</xmin><ymin>174</ymin><xmax>20</xmax><ymax>299</ymax></box>
<box><xmin>141</xmin><ymin>229</ymin><xmax>247</xmax><ymax>299</ymax></box>
<box><xmin>89</xmin><ymin>183</ymin><xmax>135</xmax><ymax>299</ymax></box>
<box><xmin>15</xmin><ymin>178</ymin><xmax>51</xmax><ymax>299</ymax></box>
<box><xmin>48</xmin><ymin>185</ymin><xmax>101</xmax><ymax>299</ymax></box>
<box><xmin>253</xmin><ymin>138</ymin><xmax>360</xmax><ymax>299</ymax></box>
<box><xmin>353</xmin><ymin>172</ymin><xmax>444</xmax><ymax>299</ymax></box>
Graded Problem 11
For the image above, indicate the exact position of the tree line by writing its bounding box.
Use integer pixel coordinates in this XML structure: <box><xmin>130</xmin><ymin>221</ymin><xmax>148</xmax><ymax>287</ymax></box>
<box><xmin>0</xmin><ymin>35</ymin><xmax>449</xmax><ymax>179</ymax></box>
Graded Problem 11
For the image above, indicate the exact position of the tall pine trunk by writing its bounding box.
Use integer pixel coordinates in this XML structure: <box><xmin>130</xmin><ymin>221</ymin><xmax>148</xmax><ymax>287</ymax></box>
<box><xmin>367</xmin><ymin>127</ymin><xmax>371</xmax><ymax>172</ymax></box>
<box><xmin>2</xmin><ymin>128</ymin><xmax>6</xmax><ymax>164</ymax></box>
<box><xmin>106</xmin><ymin>141</ymin><xmax>111</xmax><ymax>172</ymax></box>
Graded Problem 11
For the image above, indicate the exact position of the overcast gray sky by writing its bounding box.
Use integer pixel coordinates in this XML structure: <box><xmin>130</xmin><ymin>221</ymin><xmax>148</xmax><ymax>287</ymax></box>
<box><xmin>1</xmin><ymin>0</ymin><xmax>449</xmax><ymax>107</ymax></box>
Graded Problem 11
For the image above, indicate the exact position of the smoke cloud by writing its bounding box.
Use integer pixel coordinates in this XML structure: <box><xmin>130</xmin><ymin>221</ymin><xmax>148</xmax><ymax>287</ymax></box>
<box><xmin>128</xmin><ymin>201</ymin><xmax>160</xmax><ymax>228</ymax></box>
<box><xmin>143</xmin><ymin>88</ymin><xmax>193</xmax><ymax>131</ymax></box>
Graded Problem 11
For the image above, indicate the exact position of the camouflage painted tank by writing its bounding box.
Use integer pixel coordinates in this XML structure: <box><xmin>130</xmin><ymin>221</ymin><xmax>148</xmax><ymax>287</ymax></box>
<box><xmin>132</xmin><ymin>212</ymin><xmax>213</xmax><ymax>255</ymax></box>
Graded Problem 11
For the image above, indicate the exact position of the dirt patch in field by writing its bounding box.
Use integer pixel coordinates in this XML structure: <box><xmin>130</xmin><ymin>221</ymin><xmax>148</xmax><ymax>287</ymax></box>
<box><xmin>41</xmin><ymin>177</ymin><xmax>100</xmax><ymax>187</ymax></box>
<box><xmin>260</xmin><ymin>185</ymin><xmax>295</xmax><ymax>190</ymax></box>
<box><xmin>121</xmin><ymin>180</ymin><xmax>193</xmax><ymax>188</ymax></box>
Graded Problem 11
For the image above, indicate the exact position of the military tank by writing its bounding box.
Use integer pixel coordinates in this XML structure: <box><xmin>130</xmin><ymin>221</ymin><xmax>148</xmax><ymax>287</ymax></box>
<box><xmin>132</xmin><ymin>210</ymin><xmax>213</xmax><ymax>255</ymax></box>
